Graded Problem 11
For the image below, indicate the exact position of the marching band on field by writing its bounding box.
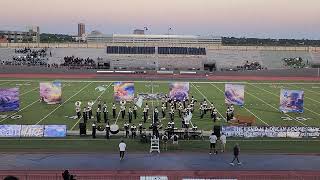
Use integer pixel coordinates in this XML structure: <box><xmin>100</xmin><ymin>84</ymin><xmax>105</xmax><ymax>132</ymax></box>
<box><xmin>74</xmin><ymin>95</ymin><xmax>235</xmax><ymax>138</ymax></box>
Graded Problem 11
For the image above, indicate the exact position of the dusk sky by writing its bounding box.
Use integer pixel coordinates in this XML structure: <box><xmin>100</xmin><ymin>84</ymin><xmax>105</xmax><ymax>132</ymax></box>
<box><xmin>1</xmin><ymin>0</ymin><xmax>320</xmax><ymax>39</ymax></box>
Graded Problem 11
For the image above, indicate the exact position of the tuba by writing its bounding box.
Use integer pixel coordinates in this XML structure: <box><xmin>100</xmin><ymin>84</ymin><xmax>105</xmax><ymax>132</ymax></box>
<box><xmin>87</xmin><ymin>101</ymin><xmax>94</xmax><ymax>107</ymax></box>
<box><xmin>75</xmin><ymin>101</ymin><xmax>82</xmax><ymax>107</ymax></box>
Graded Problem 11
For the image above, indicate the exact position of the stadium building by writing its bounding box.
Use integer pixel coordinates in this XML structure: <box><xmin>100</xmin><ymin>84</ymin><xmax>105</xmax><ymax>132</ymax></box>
<box><xmin>87</xmin><ymin>33</ymin><xmax>222</xmax><ymax>46</ymax></box>
<box><xmin>87</xmin><ymin>33</ymin><xmax>220</xmax><ymax>71</ymax></box>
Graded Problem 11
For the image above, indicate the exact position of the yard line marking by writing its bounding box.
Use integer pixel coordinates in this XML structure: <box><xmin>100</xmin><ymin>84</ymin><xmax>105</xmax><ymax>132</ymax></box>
<box><xmin>35</xmin><ymin>82</ymin><xmax>93</xmax><ymax>125</ymax></box>
<box><xmin>191</xmin><ymin>83</ymin><xmax>226</xmax><ymax>121</ymax></box>
<box><xmin>70</xmin><ymin>82</ymin><xmax>112</xmax><ymax>130</ymax></box>
<box><xmin>210</xmin><ymin>83</ymin><xmax>269</xmax><ymax>126</ymax></box>
<box><xmin>247</xmin><ymin>84</ymin><xmax>307</xmax><ymax>126</ymax></box>
<box><xmin>0</xmin><ymin>99</ymin><xmax>39</xmax><ymax>123</ymax></box>
<box><xmin>0</xmin><ymin>82</ymin><xmax>10</xmax><ymax>86</ymax></box>
<box><xmin>20</xmin><ymin>86</ymin><xmax>38</xmax><ymax>96</ymax></box>
<box><xmin>251</xmin><ymin>83</ymin><xmax>320</xmax><ymax>117</ymax></box>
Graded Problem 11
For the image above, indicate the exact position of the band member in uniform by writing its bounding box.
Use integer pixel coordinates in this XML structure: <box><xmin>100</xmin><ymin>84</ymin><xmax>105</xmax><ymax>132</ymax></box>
<box><xmin>202</xmin><ymin>99</ymin><xmax>208</xmax><ymax>114</ymax></box>
<box><xmin>96</xmin><ymin>107</ymin><xmax>102</xmax><ymax>123</ymax></box>
<box><xmin>133</xmin><ymin>105</ymin><xmax>138</xmax><ymax>119</ymax></box>
<box><xmin>226</xmin><ymin>107</ymin><xmax>232</xmax><ymax>122</ymax></box>
<box><xmin>138</xmin><ymin>123</ymin><xmax>143</xmax><ymax>134</ymax></box>
<box><xmin>103</xmin><ymin>103</ymin><xmax>108</xmax><ymax>123</ymax></box>
<box><xmin>97</xmin><ymin>99</ymin><xmax>102</xmax><ymax>109</ymax></box>
<box><xmin>124</xmin><ymin>122</ymin><xmax>130</xmax><ymax>138</ymax></box>
<box><xmin>112</xmin><ymin>103</ymin><xmax>117</xmax><ymax>119</ymax></box>
<box><xmin>143</xmin><ymin>107</ymin><xmax>148</xmax><ymax>123</ymax></box>
<box><xmin>169</xmin><ymin>106</ymin><xmax>175</xmax><ymax>121</ymax></box>
<box><xmin>76</xmin><ymin>106</ymin><xmax>81</xmax><ymax>119</ymax></box>
<box><xmin>145</xmin><ymin>103</ymin><xmax>149</xmax><ymax>117</ymax></box>
<box><xmin>83</xmin><ymin>106</ymin><xmax>88</xmax><ymax>123</ymax></box>
<box><xmin>211</xmin><ymin>107</ymin><xmax>217</xmax><ymax>122</ymax></box>
<box><xmin>105</xmin><ymin>123</ymin><xmax>110</xmax><ymax>139</ymax></box>
<box><xmin>130</xmin><ymin>124</ymin><xmax>137</xmax><ymax>139</ymax></box>
<box><xmin>128</xmin><ymin>107</ymin><xmax>133</xmax><ymax>123</ymax></box>
<box><xmin>88</xmin><ymin>101</ymin><xmax>94</xmax><ymax>119</ymax></box>
<box><xmin>173</xmin><ymin>97</ymin><xmax>177</xmax><ymax>110</ymax></box>
<box><xmin>178</xmin><ymin>104</ymin><xmax>183</xmax><ymax>118</ymax></box>
<box><xmin>161</xmin><ymin>103</ymin><xmax>166</xmax><ymax>118</ymax></box>
<box><xmin>230</xmin><ymin>105</ymin><xmax>235</xmax><ymax>119</ymax></box>
<box><xmin>92</xmin><ymin>122</ymin><xmax>96</xmax><ymax>138</ymax></box>
<box><xmin>121</xmin><ymin>105</ymin><xmax>126</xmax><ymax>119</ymax></box>
<box><xmin>200</xmin><ymin>103</ymin><xmax>205</xmax><ymax>119</ymax></box>
<box><xmin>154</xmin><ymin>107</ymin><xmax>159</xmax><ymax>123</ymax></box>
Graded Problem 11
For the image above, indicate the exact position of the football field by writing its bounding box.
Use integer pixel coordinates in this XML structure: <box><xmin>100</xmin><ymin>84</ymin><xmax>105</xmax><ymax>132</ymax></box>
<box><xmin>1</xmin><ymin>78</ymin><xmax>320</xmax><ymax>131</ymax></box>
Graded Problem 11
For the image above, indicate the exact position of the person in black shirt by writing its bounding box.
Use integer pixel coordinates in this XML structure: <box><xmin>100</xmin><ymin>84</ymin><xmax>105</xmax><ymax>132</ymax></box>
<box><xmin>133</xmin><ymin>105</ymin><xmax>138</xmax><ymax>119</ymax></box>
<box><xmin>128</xmin><ymin>107</ymin><xmax>133</xmax><ymax>123</ymax></box>
<box><xmin>124</xmin><ymin>122</ymin><xmax>129</xmax><ymax>138</ymax></box>
<box><xmin>112</xmin><ymin>103</ymin><xmax>116</xmax><ymax>118</ymax></box>
<box><xmin>103</xmin><ymin>103</ymin><xmax>108</xmax><ymax>123</ymax></box>
<box><xmin>105</xmin><ymin>123</ymin><xmax>110</xmax><ymax>139</ymax></box>
<box><xmin>83</xmin><ymin>107</ymin><xmax>88</xmax><ymax>124</ymax></box>
<box><xmin>96</xmin><ymin>107</ymin><xmax>101</xmax><ymax>123</ymax></box>
<box><xmin>230</xmin><ymin>143</ymin><xmax>242</xmax><ymax>166</ymax></box>
<box><xmin>92</xmin><ymin>122</ymin><xmax>96</xmax><ymax>139</ymax></box>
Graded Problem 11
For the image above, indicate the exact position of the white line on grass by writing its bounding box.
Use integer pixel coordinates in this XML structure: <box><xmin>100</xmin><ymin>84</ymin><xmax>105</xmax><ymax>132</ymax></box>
<box><xmin>0</xmin><ymin>99</ymin><xmax>39</xmax><ymax>123</ymax></box>
<box><xmin>250</xmin><ymin>83</ymin><xmax>320</xmax><ymax>117</ymax></box>
<box><xmin>247</xmin><ymin>84</ymin><xmax>307</xmax><ymax>126</ymax></box>
<box><xmin>210</xmin><ymin>83</ymin><xmax>269</xmax><ymax>126</ymax></box>
<box><xmin>20</xmin><ymin>86</ymin><xmax>38</xmax><ymax>96</ymax></box>
<box><xmin>191</xmin><ymin>83</ymin><xmax>226</xmax><ymax>121</ymax></box>
<box><xmin>35</xmin><ymin>82</ymin><xmax>93</xmax><ymax>125</ymax></box>
<box><xmin>70</xmin><ymin>82</ymin><xmax>112</xmax><ymax>130</ymax></box>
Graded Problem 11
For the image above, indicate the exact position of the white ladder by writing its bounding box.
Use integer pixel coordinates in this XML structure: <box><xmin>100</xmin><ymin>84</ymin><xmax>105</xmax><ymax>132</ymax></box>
<box><xmin>150</xmin><ymin>137</ymin><xmax>160</xmax><ymax>153</ymax></box>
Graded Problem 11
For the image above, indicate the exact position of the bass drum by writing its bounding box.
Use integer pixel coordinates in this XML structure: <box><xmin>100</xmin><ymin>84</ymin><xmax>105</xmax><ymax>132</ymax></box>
<box><xmin>110</xmin><ymin>124</ymin><xmax>120</xmax><ymax>134</ymax></box>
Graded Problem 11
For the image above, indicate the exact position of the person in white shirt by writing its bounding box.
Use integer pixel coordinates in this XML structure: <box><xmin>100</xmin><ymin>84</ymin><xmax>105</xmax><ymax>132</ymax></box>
<box><xmin>220</xmin><ymin>133</ymin><xmax>227</xmax><ymax>152</ymax></box>
<box><xmin>209</xmin><ymin>133</ymin><xmax>218</xmax><ymax>155</ymax></box>
<box><xmin>119</xmin><ymin>140</ymin><xmax>126</xmax><ymax>160</ymax></box>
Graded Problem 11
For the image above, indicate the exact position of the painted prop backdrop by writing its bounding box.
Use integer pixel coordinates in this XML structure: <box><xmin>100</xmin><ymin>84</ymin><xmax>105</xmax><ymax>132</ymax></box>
<box><xmin>40</xmin><ymin>82</ymin><xmax>62</xmax><ymax>104</ymax></box>
<box><xmin>114</xmin><ymin>82</ymin><xmax>135</xmax><ymax>101</ymax></box>
<box><xmin>0</xmin><ymin>88</ymin><xmax>19</xmax><ymax>112</ymax></box>
<box><xmin>225</xmin><ymin>84</ymin><xmax>245</xmax><ymax>106</ymax></box>
<box><xmin>169</xmin><ymin>82</ymin><xmax>189</xmax><ymax>101</ymax></box>
<box><xmin>279</xmin><ymin>89</ymin><xmax>304</xmax><ymax>113</ymax></box>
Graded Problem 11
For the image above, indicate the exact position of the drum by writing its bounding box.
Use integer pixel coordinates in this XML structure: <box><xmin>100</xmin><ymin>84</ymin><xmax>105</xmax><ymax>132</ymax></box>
<box><xmin>110</xmin><ymin>124</ymin><xmax>120</xmax><ymax>134</ymax></box>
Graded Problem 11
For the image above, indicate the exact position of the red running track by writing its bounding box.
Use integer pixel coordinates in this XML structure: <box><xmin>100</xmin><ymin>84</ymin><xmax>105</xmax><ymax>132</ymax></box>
<box><xmin>0</xmin><ymin>73</ymin><xmax>319</xmax><ymax>81</ymax></box>
<box><xmin>1</xmin><ymin>170</ymin><xmax>320</xmax><ymax>180</ymax></box>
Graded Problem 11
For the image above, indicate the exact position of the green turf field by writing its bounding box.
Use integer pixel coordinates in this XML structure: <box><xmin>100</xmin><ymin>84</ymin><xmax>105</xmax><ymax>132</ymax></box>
<box><xmin>1</xmin><ymin>79</ymin><xmax>320</xmax><ymax>131</ymax></box>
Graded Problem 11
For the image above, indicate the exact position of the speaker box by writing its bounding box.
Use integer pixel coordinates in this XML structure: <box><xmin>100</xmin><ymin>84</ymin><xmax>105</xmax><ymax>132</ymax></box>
<box><xmin>213</xmin><ymin>125</ymin><xmax>221</xmax><ymax>138</ymax></box>
<box><xmin>79</xmin><ymin>123</ymin><xmax>87</xmax><ymax>135</ymax></box>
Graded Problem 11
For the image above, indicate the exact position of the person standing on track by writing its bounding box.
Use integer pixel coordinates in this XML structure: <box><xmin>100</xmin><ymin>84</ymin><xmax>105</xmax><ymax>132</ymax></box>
<box><xmin>230</xmin><ymin>143</ymin><xmax>242</xmax><ymax>166</ymax></box>
<box><xmin>119</xmin><ymin>140</ymin><xmax>126</xmax><ymax>160</ymax></box>
<box><xmin>209</xmin><ymin>132</ymin><xmax>217</xmax><ymax>155</ymax></box>
<box><xmin>220</xmin><ymin>133</ymin><xmax>226</xmax><ymax>152</ymax></box>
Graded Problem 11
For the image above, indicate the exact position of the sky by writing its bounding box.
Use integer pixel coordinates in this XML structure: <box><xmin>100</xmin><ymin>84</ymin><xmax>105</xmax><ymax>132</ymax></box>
<box><xmin>1</xmin><ymin>0</ymin><xmax>320</xmax><ymax>39</ymax></box>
